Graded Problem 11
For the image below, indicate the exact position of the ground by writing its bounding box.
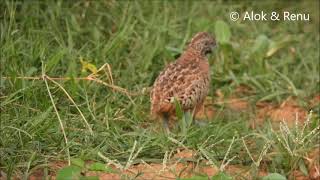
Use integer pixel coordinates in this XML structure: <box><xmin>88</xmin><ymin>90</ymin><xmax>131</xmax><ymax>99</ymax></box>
<box><xmin>0</xmin><ymin>1</ymin><xmax>319</xmax><ymax>180</ymax></box>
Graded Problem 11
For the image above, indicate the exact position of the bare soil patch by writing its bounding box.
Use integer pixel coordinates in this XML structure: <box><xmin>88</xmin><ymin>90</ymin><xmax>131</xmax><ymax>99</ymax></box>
<box><xmin>253</xmin><ymin>98</ymin><xmax>308</xmax><ymax>128</ymax></box>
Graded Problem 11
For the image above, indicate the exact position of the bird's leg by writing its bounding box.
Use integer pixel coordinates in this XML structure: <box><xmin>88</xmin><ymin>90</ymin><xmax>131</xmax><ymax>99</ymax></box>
<box><xmin>191</xmin><ymin>106</ymin><xmax>197</xmax><ymax>120</ymax></box>
<box><xmin>162</xmin><ymin>113</ymin><xmax>170</xmax><ymax>134</ymax></box>
<box><xmin>192</xmin><ymin>102</ymin><xmax>208</xmax><ymax>126</ymax></box>
<box><xmin>192</xmin><ymin>102</ymin><xmax>204</xmax><ymax>119</ymax></box>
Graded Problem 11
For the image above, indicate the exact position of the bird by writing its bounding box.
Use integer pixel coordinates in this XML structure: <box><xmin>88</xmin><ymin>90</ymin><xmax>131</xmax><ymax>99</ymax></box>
<box><xmin>150</xmin><ymin>32</ymin><xmax>216</xmax><ymax>132</ymax></box>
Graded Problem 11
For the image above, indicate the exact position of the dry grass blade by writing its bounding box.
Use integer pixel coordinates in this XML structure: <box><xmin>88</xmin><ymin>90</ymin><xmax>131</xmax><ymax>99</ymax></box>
<box><xmin>1</xmin><ymin>76</ymin><xmax>139</xmax><ymax>106</ymax></box>
<box><xmin>46</xmin><ymin>77</ymin><xmax>93</xmax><ymax>135</ymax></box>
<box><xmin>91</xmin><ymin>62</ymin><xmax>114</xmax><ymax>87</ymax></box>
<box><xmin>87</xmin><ymin>77</ymin><xmax>135</xmax><ymax>104</ymax></box>
<box><xmin>98</xmin><ymin>152</ymin><xmax>124</xmax><ymax>170</ymax></box>
<box><xmin>105</xmin><ymin>63</ymin><xmax>114</xmax><ymax>86</ymax></box>
<box><xmin>220</xmin><ymin>136</ymin><xmax>236</xmax><ymax>171</ymax></box>
<box><xmin>242</xmin><ymin>137</ymin><xmax>271</xmax><ymax>167</ymax></box>
<box><xmin>42</xmin><ymin>72</ymin><xmax>70</xmax><ymax>165</ymax></box>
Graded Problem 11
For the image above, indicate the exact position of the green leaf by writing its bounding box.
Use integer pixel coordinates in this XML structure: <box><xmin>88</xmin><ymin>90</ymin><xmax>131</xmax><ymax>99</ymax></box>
<box><xmin>56</xmin><ymin>165</ymin><xmax>82</xmax><ymax>180</ymax></box>
<box><xmin>30</xmin><ymin>106</ymin><xmax>53</xmax><ymax>129</ymax></box>
<box><xmin>71</xmin><ymin>158</ymin><xmax>85</xmax><ymax>168</ymax></box>
<box><xmin>80</xmin><ymin>57</ymin><xmax>98</xmax><ymax>74</ymax></box>
<box><xmin>66</xmin><ymin>58</ymin><xmax>77</xmax><ymax>77</ymax></box>
<box><xmin>180</xmin><ymin>175</ymin><xmax>209</xmax><ymax>180</ymax></box>
<box><xmin>253</xmin><ymin>35</ymin><xmax>269</xmax><ymax>52</ymax></box>
<box><xmin>298</xmin><ymin>159</ymin><xmax>309</xmax><ymax>176</ymax></box>
<box><xmin>70</xmin><ymin>14</ymin><xmax>81</xmax><ymax>32</ymax></box>
<box><xmin>174</xmin><ymin>98</ymin><xmax>190</xmax><ymax>135</ymax></box>
<box><xmin>165</xmin><ymin>46</ymin><xmax>183</xmax><ymax>54</ymax></box>
<box><xmin>252</xmin><ymin>35</ymin><xmax>270</xmax><ymax>56</ymax></box>
<box><xmin>214</xmin><ymin>20</ymin><xmax>231</xmax><ymax>44</ymax></box>
<box><xmin>92</xmin><ymin>27</ymin><xmax>101</xmax><ymax>41</ymax></box>
<box><xmin>262</xmin><ymin>173</ymin><xmax>287</xmax><ymax>180</ymax></box>
<box><xmin>184</xmin><ymin>111</ymin><xmax>193</xmax><ymax>128</ymax></box>
<box><xmin>211</xmin><ymin>172</ymin><xmax>233</xmax><ymax>180</ymax></box>
<box><xmin>195</xmin><ymin>18</ymin><xmax>211</xmax><ymax>31</ymax></box>
<box><xmin>25</xmin><ymin>67</ymin><xmax>38</xmax><ymax>76</ymax></box>
<box><xmin>174</xmin><ymin>98</ymin><xmax>183</xmax><ymax>120</ymax></box>
<box><xmin>46</xmin><ymin>49</ymin><xmax>66</xmax><ymax>72</ymax></box>
<box><xmin>88</xmin><ymin>162</ymin><xmax>113</xmax><ymax>173</ymax></box>
<box><xmin>0</xmin><ymin>87</ymin><xmax>29</xmax><ymax>107</ymax></box>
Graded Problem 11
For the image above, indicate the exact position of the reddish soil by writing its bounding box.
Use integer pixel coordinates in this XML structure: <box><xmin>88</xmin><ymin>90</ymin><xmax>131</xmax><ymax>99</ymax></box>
<box><xmin>306</xmin><ymin>148</ymin><xmax>320</xmax><ymax>180</ymax></box>
<box><xmin>310</xmin><ymin>94</ymin><xmax>320</xmax><ymax>108</ymax></box>
<box><xmin>224</xmin><ymin>97</ymin><xmax>249</xmax><ymax>111</ymax></box>
<box><xmin>253</xmin><ymin>98</ymin><xmax>308</xmax><ymax>128</ymax></box>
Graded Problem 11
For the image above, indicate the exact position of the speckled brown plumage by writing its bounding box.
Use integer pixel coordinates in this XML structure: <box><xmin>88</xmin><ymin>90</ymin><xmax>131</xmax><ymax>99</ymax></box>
<box><xmin>150</xmin><ymin>32</ymin><xmax>216</xmax><ymax>129</ymax></box>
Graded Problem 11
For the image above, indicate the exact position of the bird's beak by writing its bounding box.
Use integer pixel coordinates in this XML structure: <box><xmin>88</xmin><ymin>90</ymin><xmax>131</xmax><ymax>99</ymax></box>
<box><xmin>206</xmin><ymin>43</ymin><xmax>216</xmax><ymax>54</ymax></box>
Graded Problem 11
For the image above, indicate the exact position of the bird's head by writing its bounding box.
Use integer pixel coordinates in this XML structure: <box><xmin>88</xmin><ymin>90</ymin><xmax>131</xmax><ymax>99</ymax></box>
<box><xmin>187</xmin><ymin>32</ymin><xmax>216</xmax><ymax>56</ymax></box>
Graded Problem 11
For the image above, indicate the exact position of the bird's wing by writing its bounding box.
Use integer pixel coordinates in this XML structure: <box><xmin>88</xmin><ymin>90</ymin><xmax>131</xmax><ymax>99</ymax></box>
<box><xmin>151</xmin><ymin>60</ymin><xmax>209</xmax><ymax>111</ymax></box>
<box><xmin>177</xmin><ymin>75</ymin><xmax>210</xmax><ymax>110</ymax></box>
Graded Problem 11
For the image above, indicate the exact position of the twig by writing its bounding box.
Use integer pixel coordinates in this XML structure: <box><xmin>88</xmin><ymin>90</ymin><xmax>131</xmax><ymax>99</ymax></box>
<box><xmin>1</xmin><ymin>75</ymin><xmax>143</xmax><ymax>98</ymax></box>
<box><xmin>2</xmin><ymin>76</ymin><xmax>86</xmax><ymax>80</ymax></box>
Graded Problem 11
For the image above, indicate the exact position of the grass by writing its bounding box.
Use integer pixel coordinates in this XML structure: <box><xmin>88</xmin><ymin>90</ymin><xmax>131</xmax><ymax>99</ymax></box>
<box><xmin>0</xmin><ymin>0</ymin><xmax>319</xmax><ymax>179</ymax></box>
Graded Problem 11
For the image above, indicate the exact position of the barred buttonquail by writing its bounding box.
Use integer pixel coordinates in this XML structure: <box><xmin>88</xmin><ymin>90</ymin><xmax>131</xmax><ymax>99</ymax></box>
<box><xmin>150</xmin><ymin>32</ymin><xmax>216</xmax><ymax>131</ymax></box>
